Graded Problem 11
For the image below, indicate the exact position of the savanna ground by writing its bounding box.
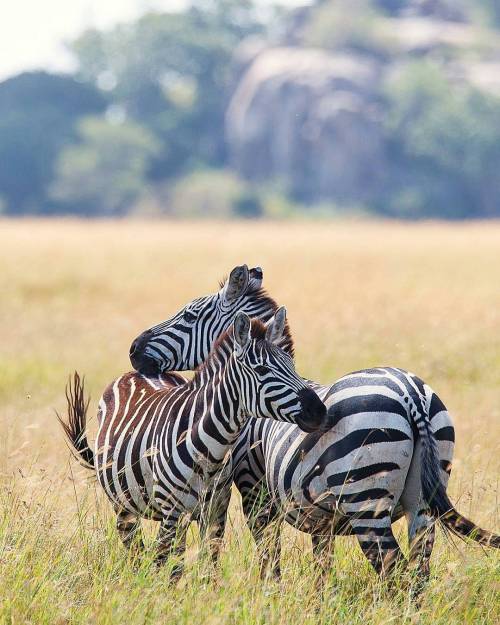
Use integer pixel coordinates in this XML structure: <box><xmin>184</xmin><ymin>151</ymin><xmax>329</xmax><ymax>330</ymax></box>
<box><xmin>0</xmin><ymin>219</ymin><xmax>499</xmax><ymax>625</ymax></box>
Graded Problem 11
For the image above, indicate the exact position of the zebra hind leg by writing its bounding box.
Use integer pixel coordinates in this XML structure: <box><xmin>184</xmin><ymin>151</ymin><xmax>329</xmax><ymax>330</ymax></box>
<box><xmin>350</xmin><ymin>515</ymin><xmax>407</xmax><ymax>588</ymax></box>
<box><xmin>406</xmin><ymin>507</ymin><xmax>435</xmax><ymax>598</ymax></box>
<box><xmin>242</xmin><ymin>489</ymin><xmax>282</xmax><ymax>580</ymax></box>
<box><xmin>115</xmin><ymin>507</ymin><xmax>144</xmax><ymax>557</ymax></box>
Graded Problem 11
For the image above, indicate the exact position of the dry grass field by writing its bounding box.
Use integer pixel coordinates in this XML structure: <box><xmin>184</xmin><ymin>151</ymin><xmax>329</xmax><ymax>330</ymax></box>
<box><xmin>0</xmin><ymin>219</ymin><xmax>499</xmax><ymax>624</ymax></box>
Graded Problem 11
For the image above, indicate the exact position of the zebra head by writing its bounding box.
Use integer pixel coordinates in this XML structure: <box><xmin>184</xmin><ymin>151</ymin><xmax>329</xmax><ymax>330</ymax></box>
<box><xmin>231</xmin><ymin>308</ymin><xmax>328</xmax><ymax>433</ymax></box>
<box><xmin>130</xmin><ymin>264</ymin><xmax>277</xmax><ymax>375</ymax></box>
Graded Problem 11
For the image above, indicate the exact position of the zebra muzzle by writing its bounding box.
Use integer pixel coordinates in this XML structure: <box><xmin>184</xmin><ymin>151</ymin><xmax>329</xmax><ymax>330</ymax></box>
<box><xmin>129</xmin><ymin>329</ymin><xmax>164</xmax><ymax>375</ymax></box>
<box><xmin>296</xmin><ymin>389</ymin><xmax>328</xmax><ymax>433</ymax></box>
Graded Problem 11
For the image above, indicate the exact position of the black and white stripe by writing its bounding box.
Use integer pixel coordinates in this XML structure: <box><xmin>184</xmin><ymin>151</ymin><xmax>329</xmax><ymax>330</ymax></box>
<box><xmin>231</xmin><ymin>367</ymin><xmax>455</xmax><ymax>585</ymax></box>
<box><xmin>128</xmin><ymin>264</ymin><xmax>499</xmax><ymax>591</ymax></box>
<box><xmin>59</xmin><ymin>309</ymin><xmax>328</xmax><ymax>578</ymax></box>
<box><xmin>129</xmin><ymin>266</ymin><xmax>277</xmax><ymax>374</ymax></box>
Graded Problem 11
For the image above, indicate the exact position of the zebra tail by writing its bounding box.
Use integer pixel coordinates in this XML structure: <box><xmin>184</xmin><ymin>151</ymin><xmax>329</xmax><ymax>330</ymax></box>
<box><xmin>57</xmin><ymin>372</ymin><xmax>95</xmax><ymax>470</ymax></box>
<box><xmin>417</xmin><ymin>413</ymin><xmax>500</xmax><ymax>549</ymax></box>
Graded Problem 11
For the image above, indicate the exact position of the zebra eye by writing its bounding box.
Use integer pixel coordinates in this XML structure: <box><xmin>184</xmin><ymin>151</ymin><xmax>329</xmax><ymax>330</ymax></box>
<box><xmin>183</xmin><ymin>310</ymin><xmax>197</xmax><ymax>323</ymax></box>
<box><xmin>255</xmin><ymin>365</ymin><xmax>269</xmax><ymax>376</ymax></box>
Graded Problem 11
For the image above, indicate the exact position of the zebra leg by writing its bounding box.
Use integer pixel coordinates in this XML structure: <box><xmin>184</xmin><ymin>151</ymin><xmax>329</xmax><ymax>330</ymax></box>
<box><xmin>350</xmin><ymin>516</ymin><xmax>407</xmax><ymax>584</ymax></box>
<box><xmin>254</xmin><ymin>515</ymin><xmax>282</xmax><ymax>581</ymax></box>
<box><xmin>115</xmin><ymin>507</ymin><xmax>144</xmax><ymax>555</ymax></box>
<box><xmin>198</xmin><ymin>488</ymin><xmax>230</xmax><ymax>566</ymax></box>
<box><xmin>156</xmin><ymin>515</ymin><xmax>188</xmax><ymax>582</ymax></box>
<box><xmin>242</xmin><ymin>489</ymin><xmax>282</xmax><ymax>580</ymax></box>
<box><xmin>405</xmin><ymin>507</ymin><xmax>435</xmax><ymax>597</ymax></box>
<box><xmin>399</xmin><ymin>437</ymin><xmax>440</xmax><ymax>597</ymax></box>
<box><xmin>311</xmin><ymin>533</ymin><xmax>336</xmax><ymax>590</ymax></box>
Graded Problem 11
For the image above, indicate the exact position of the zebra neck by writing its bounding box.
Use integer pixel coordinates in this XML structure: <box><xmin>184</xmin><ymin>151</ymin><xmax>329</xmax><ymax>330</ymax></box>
<box><xmin>189</xmin><ymin>344</ymin><xmax>245</xmax><ymax>464</ymax></box>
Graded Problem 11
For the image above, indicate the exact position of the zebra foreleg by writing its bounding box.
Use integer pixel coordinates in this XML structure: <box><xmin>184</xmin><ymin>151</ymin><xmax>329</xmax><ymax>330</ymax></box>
<box><xmin>156</xmin><ymin>515</ymin><xmax>188</xmax><ymax>583</ymax></box>
<box><xmin>115</xmin><ymin>507</ymin><xmax>144</xmax><ymax>556</ymax></box>
<box><xmin>242</xmin><ymin>490</ymin><xmax>282</xmax><ymax>580</ymax></box>
<box><xmin>197</xmin><ymin>483</ymin><xmax>231</xmax><ymax>566</ymax></box>
<box><xmin>254</xmin><ymin>517</ymin><xmax>282</xmax><ymax>581</ymax></box>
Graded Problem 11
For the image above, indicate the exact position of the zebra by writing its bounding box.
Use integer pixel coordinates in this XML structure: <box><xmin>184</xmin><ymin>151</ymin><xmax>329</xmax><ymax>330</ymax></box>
<box><xmin>128</xmin><ymin>264</ymin><xmax>500</xmax><ymax>591</ymax></box>
<box><xmin>59</xmin><ymin>308</ymin><xmax>329</xmax><ymax>579</ymax></box>
<box><xmin>129</xmin><ymin>265</ymin><xmax>273</xmax><ymax>375</ymax></box>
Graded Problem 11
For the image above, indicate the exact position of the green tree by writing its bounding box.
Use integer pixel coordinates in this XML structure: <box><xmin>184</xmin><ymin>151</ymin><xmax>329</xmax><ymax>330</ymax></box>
<box><xmin>50</xmin><ymin>117</ymin><xmax>160</xmax><ymax>215</ymax></box>
<box><xmin>70</xmin><ymin>1</ymin><xmax>263</xmax><ymax>180</ymax></box>
<box><xmin>478</xmin><ymin>0</ymin><xmax>500</xmax><ymax>26</ymax></box>
<box><xmin>382</xmin><ymin>61</ymin><xmax>500</xmax><ymax>218</ymax></box>
<box><xmin>0</xmin><ymin>72</ymin><xmax>105</xmax><ymax>214</ymax></box>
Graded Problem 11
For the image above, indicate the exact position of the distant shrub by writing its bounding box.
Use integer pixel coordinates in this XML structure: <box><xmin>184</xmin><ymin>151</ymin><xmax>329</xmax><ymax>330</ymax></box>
<box><xmin>165</xmin><ymin>170</ymin><xmax>263</xmax><ymax>219</ymax></box>
<box><xmin>381</xmin><ymin>61</ymin><xmax>500</xmax><ymax>217</ymax></box>
<box><xmin>50</xmin><ymin>116</ymin><xmax>160</xmax><ymax>216</ymax></box>
<box><xmin>232</xmin><ymin>191</ymin><xmax>263</xmax><ymax>218</ymax></box>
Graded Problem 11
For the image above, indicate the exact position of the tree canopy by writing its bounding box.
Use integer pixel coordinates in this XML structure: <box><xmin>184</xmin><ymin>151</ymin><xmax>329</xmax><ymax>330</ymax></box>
<box><xmin>0</xmin><ymin>72</ymin><xmax>105</xmax><ymax>214</ymax></box>
<box><xmin>1</xmin><ymin>0</ymin><xmax>500</xmax><ymax>219</ymax></box>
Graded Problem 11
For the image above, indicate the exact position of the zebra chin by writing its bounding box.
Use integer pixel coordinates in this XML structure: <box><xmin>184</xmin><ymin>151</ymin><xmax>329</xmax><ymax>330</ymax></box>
<box><xmin>294</xmin><ymin>389</ymin><xmax>329</xmax><ymax>433</ymax></box>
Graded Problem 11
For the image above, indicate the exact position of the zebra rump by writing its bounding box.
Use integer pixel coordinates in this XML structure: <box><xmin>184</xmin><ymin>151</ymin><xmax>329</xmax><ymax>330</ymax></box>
<box><xmin>419</xmin><ymin>417</ymin><xmax>500</xmax><ymax>548</ymax></box>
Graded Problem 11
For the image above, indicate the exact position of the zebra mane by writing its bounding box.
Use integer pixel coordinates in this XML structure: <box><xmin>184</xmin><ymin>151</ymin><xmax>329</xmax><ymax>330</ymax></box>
<box><xmin>247</xmin><ymin>287</ymin><xmax>295</xmax><ymax>359</ymax></box>
<box><xmin>190</xmin><ymin>317</ymin><xmax>295</xmax><ymax>388</ymax></box>
<box><xmin>217</xmin><ymin>272</ymin><xmax>294</xmax><ymax>357</ymax></box>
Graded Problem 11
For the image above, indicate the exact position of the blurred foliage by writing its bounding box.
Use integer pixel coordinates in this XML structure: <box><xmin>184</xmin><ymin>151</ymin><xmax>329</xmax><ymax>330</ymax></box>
<box><xmin>163</xmin><ymin>170</ymin><xmax>259</xmax><ymax>218</ymax></box>
<box><xmin>1</xmin><ymin>1</ymin><xmax>500</xmax><ymax>219</ymax></box>
<box><xmin>302</xmin><ymin>0</ymin><xmax>393</xmax><ymax>57</ymax></box>
<box><xmin>50</xmin><ymin>117</ymin><xmax>160</xmax><ymax>216</ymax></box>
<box><xmin>381</xmin><ymin>61</ymin><xmax>500</xmax><ymax>217</ymax></box>
<box><xmin>70</xmin><ymin>0</ymin><xmax>263</xmax><ymax>179</ymax></box>
<box><xmin>479</xmin><ymin>0</ymin><xmax>500</xmax><ymax>25</ymax></box>
<box><xmin>0</xmin><ymin>72</ymin><xmax>104</xmax><ymax>215</ymax></box>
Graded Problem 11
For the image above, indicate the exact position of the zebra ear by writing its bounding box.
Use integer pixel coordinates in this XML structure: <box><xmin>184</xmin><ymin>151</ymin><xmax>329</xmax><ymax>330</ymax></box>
<box><xmin>265</xmin><ymin>306</ymin><xmax>287</xmax><ymax>344</ymax></box>
<box><xmin>233</xmin><ymin>311</ymin><xmax>251</xmax><ymax>356</ymax></box>
<box><xmin>223</xmin><ymin>265</ymin><xmax>249</xmax><ymax>303</ymax></box>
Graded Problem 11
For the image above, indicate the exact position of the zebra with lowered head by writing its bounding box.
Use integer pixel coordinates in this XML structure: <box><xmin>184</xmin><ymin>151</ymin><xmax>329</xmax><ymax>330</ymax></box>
<box><xmin>59</xmin><ymin>308</ymin><xmax>329</xmax><ymax>579</ymax></box>
<box><xmin>129</xmin><ymin>264</ymin><xmax>500</xmax><ymax>593</ymax></box>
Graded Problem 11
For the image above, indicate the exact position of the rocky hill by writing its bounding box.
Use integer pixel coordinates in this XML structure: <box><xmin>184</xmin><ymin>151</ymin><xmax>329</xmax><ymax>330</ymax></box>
<box><xmin>225</xmin><ymin>0</ymin><xmax>500</xmax><ymax>215</ymax></box>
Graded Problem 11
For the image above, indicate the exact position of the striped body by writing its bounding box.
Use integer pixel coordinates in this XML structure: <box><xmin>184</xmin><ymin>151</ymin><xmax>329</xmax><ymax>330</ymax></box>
<box><xmin>123</xmin><ymin>264</ymin><xmax>498</xmax><ymax>588</ymax></box>
<box><xmin>68</xmin><ymin>311</ymin><xmax>328</xmax><ymax>576</ymax></box>
<box><xmin>233</xmin><ymin>368</ymin><xmax>454</xmax><ymax>537</ymax></box>
<box><xmin>95</xmin><ymin>371</ymin><xmax>187</xmax><ymax>520</ymax></box>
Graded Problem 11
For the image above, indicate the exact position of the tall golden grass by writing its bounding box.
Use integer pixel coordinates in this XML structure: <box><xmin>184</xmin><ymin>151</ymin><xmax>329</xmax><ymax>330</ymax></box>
<box><xmin>0</xmin><ymin>219</ymin><xmax>499</xmax><ymax>624</ymax></box>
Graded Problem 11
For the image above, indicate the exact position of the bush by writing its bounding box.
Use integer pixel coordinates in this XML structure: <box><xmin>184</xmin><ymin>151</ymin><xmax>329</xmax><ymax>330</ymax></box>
<box><xmin>50</xmin><ymin>116</ymin><xmax>160</xmax><ymax>216</ymax></box>
<box><xmin>232</xmin><ymin>191</ymin><xmax>263</xmax><ymax>218</ymax></box>
<box><xmin>164</xmin><ymin>170</ymin><xmax>263</xmax><ymax>219</ymax></box>
<box><xmin>381</xmin><ymin>61</ymin><xmax>500</xmax><ymax>218</ymax></box>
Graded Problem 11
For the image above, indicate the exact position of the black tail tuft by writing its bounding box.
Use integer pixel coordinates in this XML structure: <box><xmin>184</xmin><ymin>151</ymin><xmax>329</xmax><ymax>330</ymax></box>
<box><xmin>57</xmin><ymin>372</ymin><xmax>94</xmax><ymax>470</ymax></box>
<box><xmin>420</xmin><ymin>420</ymin><xmax>500</xmax><ymax>549</ymax></box>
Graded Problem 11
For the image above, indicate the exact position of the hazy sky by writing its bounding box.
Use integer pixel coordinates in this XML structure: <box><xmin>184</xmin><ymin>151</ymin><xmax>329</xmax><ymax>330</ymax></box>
<box><xmin>1</xmin><ymin>0</ymin><xmax>308</xmax><ymax>81</ymax></box>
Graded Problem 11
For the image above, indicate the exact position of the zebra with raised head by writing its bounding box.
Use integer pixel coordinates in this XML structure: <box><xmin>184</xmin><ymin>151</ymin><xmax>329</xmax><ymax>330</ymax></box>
<box><xmin>61</xmin><ymin>265</ymin><xmax>280</xmax><ymax>554</ymax></box>
<box><xmin>129</xmin><ymin>264</ymin><xmax>500</xmax><ymax>592</ymax></box>
<box><xmin>129</xmin><ymin>265</ymin><xmax>272</xmax><ymax>375</ymax></box>
<box><xmin>59</xmin><ymin>308</ymin><xmax>329</xmax><ymax>578</ymax></box>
